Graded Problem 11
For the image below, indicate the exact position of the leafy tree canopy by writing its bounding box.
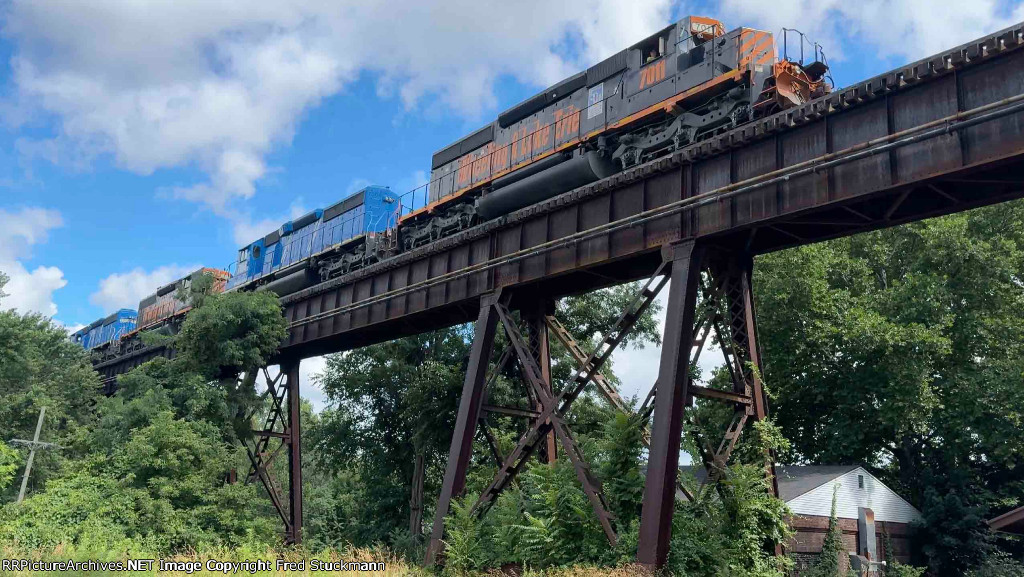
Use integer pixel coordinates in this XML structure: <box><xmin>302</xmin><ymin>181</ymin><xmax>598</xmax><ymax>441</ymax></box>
<box><xmin>754</xmin><ymin>200</ymin><xmax>1024</xmax><ymax>573</ymax></box>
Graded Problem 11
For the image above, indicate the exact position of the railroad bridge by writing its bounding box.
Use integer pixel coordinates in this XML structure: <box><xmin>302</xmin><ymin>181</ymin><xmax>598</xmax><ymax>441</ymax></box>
<box><xmin>94</xmin><ymin>23</ymin><xmax>1024</xmax><ymax>569</ymax></box>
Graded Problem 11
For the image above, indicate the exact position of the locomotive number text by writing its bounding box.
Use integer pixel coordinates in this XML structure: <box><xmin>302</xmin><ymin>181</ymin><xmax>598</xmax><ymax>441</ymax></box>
<box><xmin>639</xmin><ymin>60</ymin><xmax>666</xmax><ymax>91</ymax></box>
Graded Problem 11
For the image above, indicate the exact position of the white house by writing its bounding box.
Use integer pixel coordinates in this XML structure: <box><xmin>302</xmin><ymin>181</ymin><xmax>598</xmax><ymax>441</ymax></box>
<box><xmin>780</xmin><ymin>465</ymin><xmax>922</xmax><ymax>524</ymax></box>
<box><xmin>680</xmin><ymin>465</ymin><xmax>922</xmax><ymax>571</ymax></box>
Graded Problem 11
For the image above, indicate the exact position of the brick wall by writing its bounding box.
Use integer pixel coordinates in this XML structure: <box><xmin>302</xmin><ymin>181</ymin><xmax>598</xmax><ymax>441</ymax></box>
<box><xmin>787</xmin><ymin>515</ymin><xmax>914</xmax><ymax>574</ymax></box>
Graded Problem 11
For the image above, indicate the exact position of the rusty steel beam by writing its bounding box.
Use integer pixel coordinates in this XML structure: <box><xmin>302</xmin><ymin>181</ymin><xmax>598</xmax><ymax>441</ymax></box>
<box><xmin>285</xmin><ymin>361</ymin><xmax>303</xmax><ymax>545</ymax></box>
<box><xmin>471</xmin><ymin>263</ymin><xmax>670</xmax><ymax>516</ymax></box>
<box><xmin>425</xmin><ymin>292</ymin><xmax>501</xmax><ymax>566</ymax></box>
<box><xmin>493</xmin><ymin>303</ymin><xmax>617</xmax><ymax>544</ymax></box>
<box><xmin>525</xmin><ymin>301</ymin><xmax>557</xmax><ymax>463</ymax></box>
<box><xmin>689</xmin><ymin>385</ymin><xmax>752</xmax><ymax>406</ymax></box>
<box><xmin>482</xmin><ymin>404</ymin><xmax>541</xmax><ymax>419</ymax></box>
<box><xmin>638</xmin><ymin>241</ymin><xmax>704</xmax><ymax>568</ymax></box>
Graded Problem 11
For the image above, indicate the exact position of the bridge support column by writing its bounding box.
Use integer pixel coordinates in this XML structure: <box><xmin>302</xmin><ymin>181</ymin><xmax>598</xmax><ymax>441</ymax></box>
<box><xmin>637</xmin><ymin>241</ymin><xmax>704</xmax><ymax>568</ymax></box>
<box><xmin>425</xmin><ymin>292</ymin><xmax>500</xmax><ymax>565</ymax></box>
<box><xmin>637</xmin><ymin>244</ymin><xmax>780</xmax><ymax>569</ymax></box>
<box><xmin>241</xmin><ymin>361</ymin><xmax>304</xmax><ymax>545</ymax></box>
<box><xmin>285</xmin><ymin>360</ymin><xmax>303</xmax><ymax>545</ymax></box>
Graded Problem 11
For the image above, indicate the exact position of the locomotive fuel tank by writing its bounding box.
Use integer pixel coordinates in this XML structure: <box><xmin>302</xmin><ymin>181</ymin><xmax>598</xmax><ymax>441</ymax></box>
<box><xmin>475</xmin><ymin>150</ymin><xmax>616</xmax><ymax>220</ymax></box>
<box><xmin>255</xmin><ymin>264</ymin><xmax>319</xmax><ymax>296</ymax></box>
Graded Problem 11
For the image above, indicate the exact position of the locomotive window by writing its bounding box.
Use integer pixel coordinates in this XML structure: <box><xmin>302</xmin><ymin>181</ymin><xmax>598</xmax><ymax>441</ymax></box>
<box><xmin>238</xmin><ymin>247</ymin><xmax>249</xmax><ymax>262</ymax></box>
<box><xmin>639</xmin><ymin>35</ymin><xmax>667</xmax><ymax>64</ymax></box>
<box><xmin>253</xmin><ymin>246</ymin><xmax>261</xmax><ymax>259</ymax></box>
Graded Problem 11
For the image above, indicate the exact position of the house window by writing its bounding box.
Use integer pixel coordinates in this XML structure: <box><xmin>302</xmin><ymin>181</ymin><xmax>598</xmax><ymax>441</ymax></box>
<box><xmin>858</xmin><ymin>474</ymin><xmax>864</xmax><ymax>489</ymax></box>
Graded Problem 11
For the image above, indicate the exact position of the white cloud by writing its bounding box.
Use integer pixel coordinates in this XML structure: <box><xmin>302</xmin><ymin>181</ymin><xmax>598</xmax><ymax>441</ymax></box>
<box><xmin>2</xmin><ymin>0</ymin><xmax>672</xmax><ymax>217</ymax></box>
<box><xmin>611</xmin><ymin>283</ymin><xmax>723</xmax><ymax>402</ymax></box>
<box><xmin>0</xmin><ymin>207</ymin><xmax>66</xmax><ymax>316</ymax></box>
<box><xmin>252</xmin><ymin>356</ymin><xmax>330</xmax><ymax>413</ymax></box>
<box><xmin>299</xmin><ymin>355</ymin><xmax>329</xmax><ymax>413</ymax></box>
<box><xmin>89</xmin><ymin>264</ymin><xmax>199</xmax><ymax>314</ymax></box>
<box><xmin>720</xmin><ymin>0</ymin><xmax>1024</xmax><ymax>64</ymax></box>
<box><xmin>230</xmin><ymin>200</ymin><xmax>309</xmax><ymax>246</ymax></box>
<box><xmin>0</xmin><ymin>263</ymin><xmax>67</xmax><ymax>317</ymax></box>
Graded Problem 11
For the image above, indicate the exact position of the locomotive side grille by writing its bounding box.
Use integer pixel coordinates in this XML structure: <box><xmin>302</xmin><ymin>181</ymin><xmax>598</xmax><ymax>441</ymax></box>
<box><xmin>586</xmin><ymin>50</ymin><xmax>627</xmax><ymax>87</ymax></box>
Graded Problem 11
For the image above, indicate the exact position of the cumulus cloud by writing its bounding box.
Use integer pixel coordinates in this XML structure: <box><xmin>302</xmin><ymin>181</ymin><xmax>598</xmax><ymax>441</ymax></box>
<box><xmin>720</xmin><ymin>0</ymin><xmax>1024</xmax><ymax>63</ymax></box>
<box><xmin>89</xmin><ymin>264</ymin><xmax>200</xmax><ymax>313</ymax></box>
<box><xmin>2</xmin><ymin>0</ymin><xmax>672</xmax><ymax>217</ymax></box>
<box><xmin>611</xmin><ymin>284</ymin><xmax>723</xmax><ymax>402</ymax></box>
<box><xmin>230</xmin><ymin>200</ymin><xmax>309</xmax><ymax>247</ymax></box>
<box><xmin>0</xmin><ymin>207</ymin><xmax>66</xmax><ymax>316</ymax></box>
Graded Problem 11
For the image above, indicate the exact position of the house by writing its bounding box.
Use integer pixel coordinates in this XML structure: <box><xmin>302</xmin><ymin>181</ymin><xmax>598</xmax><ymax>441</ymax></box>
<box><xmin>680</xmin><ymin>465</ymin><xmax>922</xmax><ymax>571</ymax></box>
<box><xmin>989</xmin><ymin>505</ymin><xmax>1024</xmax><ymax>535</ymax></box>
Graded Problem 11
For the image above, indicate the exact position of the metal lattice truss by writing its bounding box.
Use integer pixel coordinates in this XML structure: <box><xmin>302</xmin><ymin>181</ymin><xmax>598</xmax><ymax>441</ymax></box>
<box><xmin>241</xmin><ymin>364</ymin><xmax>303</xmax><ymax>544</ymax></box>
<box><xmin>427</xmin><ymin>244</ymin><xmax>779</xmax><ymax>565</ymax></box>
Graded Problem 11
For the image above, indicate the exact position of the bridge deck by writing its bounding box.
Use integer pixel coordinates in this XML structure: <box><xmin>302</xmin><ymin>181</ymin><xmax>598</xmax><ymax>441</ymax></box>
<box><xmin>97</xmin><ymin>22</ymin><xmax>1024</xmax><ymax>377</ymax></box>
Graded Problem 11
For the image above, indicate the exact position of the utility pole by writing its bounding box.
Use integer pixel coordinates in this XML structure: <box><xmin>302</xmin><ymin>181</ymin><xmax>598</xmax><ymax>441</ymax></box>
<box><xmin>10</xmin><ymin>407</ymin><xmax>60</xmax><ymax>504</ymax></box>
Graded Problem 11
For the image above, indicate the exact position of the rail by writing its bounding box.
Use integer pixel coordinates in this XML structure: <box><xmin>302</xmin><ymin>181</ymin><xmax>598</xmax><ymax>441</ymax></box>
<box><xmin>286</xmin><ymin>92</ymin><xmax>1024</xmax><ymax>329</ymax></box>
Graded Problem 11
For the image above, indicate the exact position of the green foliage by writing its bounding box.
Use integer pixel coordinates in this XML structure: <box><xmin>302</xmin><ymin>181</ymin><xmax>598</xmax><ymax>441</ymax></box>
<box><xmin>0</xmin><ymin>440</ymin><xmax>19</xmax><ymax>491</ymax></box>
<box><xmin>0</xmin><ymin>284</ymin><xmax>286</xmax><ymax>555</ymax></box>
<box><xmin>666</xmin><ymin>463</ymin><xmax>792</xmax><ymax>577</ymax></box>
<box><xmin>0</xmin><ymin>310</ymin><xmax>99</xmax><ymax>500</ymax></box>
<box><xmin>914</xmin><ymin>481</ymin><xmax>994</xmax><ymax>573</ymax></box>
<box><xmin>176</xmin><ymin>290</ymin><xmax>288</xmax><ymax>378</ymax></box>
<box><xmin>597</xmin><ymin>413</ymin><xmax>645</xmax><ymax>530</ymax></box>
<box><xmin>0</xmin><ymin>271</ymin><xmax>7</xmax><ymax>300</ymax></box>
<box><xmin>311</xmin><ymin>326</ymin><xmax>470</xmax><ymax>548</ymax></box>
<box><xmin>0</xmin><ymin>472</ymin><xmax>151</xmax><ymax>551</ymax></box>
<box><xmin>175</xmin><ymin>271</ymin><xmax>217</xmax><ymax>309</ymax></box>
<box><xmin>755</xmin><ymin>200</ymin><xmax>1024</xmax><ymax>573</ymax></box>
<box><xmin>442</xmin><ymin>498</ymin><xmax>483</xmax><ymax>576</ymax></box>
<box><xmin>886</xmin><ymin>562</ymin><xmax>926</xmax><ymax>577</ymax></box>
<box><xmin>966</xmin><ymin>551</ymin><xmax>1024</xmax><ymax>577</ymax></box>
<box><xmin>808</xmin><ymin>486</ymin><xmax>844</xmax><ymax>577</ymax></box>
<box><xmin>515</xmin><ymin>461</ymin><xmax>607</xmax><ymax>567</ymax></box>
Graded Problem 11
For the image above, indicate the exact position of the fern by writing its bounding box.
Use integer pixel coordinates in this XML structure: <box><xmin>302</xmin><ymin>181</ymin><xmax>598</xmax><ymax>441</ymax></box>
<box><xmin>441</xmin><ymin>497</ymin><xmax>482</xmax><ymax>576</ymax></box>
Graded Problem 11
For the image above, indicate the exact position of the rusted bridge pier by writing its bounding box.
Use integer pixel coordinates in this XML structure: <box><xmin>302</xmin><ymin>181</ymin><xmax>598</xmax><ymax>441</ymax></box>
<box><xmin>422</xmin><ymin>240</ymin><xmax>781</xmax><ymax>566</ymax></box>
<box><xmin>90</xmin><ymin>23</ymin><xmax>1024</xmax><ymax>568</ymax></box>
<box><xmin>240</xmin><ymin>362</ymin><xmax>304</xmax><ymax>545</ymax></box>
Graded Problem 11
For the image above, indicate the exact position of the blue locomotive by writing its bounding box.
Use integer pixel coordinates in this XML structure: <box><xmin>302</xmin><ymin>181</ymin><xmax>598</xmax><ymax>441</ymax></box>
<box><xmin>227</xmin><ymin>185</ymin><xmax>399</xmax><ymax>294</ymax></box>
<box><xmin>71</xmin><ymin>309</ymin><xmax>137</xmax><ymax>350</ymax></box>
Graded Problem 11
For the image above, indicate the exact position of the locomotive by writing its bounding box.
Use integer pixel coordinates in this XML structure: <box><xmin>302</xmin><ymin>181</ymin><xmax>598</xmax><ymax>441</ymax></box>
<box><xmin>227</xmin><ymin>15</ymin><xmax>828</xmax><ymax>296</ymax></box>
<box><xmin>76</xmin><ymin>15</ymin><xmax>829</xmax><ymax>356</ymax></box>
<box><xmin>74</xmin><ymin>268</ymin><xmax>229</xmax><ymax>360</ymax></box>
<box><xmin>71</xmin><ymin>309</ymin><xmax>137</xmax><ymax>351</ymax></box>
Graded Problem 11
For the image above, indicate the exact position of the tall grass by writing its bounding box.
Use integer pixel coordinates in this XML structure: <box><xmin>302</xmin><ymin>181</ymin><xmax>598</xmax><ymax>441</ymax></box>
<box><xmin>0</xmin><ymin>544</ymin><xmax>655</xmax><ymax>576</ymax></box>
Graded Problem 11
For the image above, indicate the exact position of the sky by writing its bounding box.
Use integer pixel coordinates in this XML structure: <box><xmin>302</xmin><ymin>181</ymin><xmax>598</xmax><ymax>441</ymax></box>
<box><xmin>1</xmin><ymin>0</ymin><xmax>1023</xmax><ymax>409</ymax></box>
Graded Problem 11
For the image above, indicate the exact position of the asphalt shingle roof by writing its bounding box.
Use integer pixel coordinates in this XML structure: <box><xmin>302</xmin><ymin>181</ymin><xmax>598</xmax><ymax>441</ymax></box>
<box><xmin>678</xmin><ymin>465</ymin><xmax>859</xmax><ymax>501</ymax></box>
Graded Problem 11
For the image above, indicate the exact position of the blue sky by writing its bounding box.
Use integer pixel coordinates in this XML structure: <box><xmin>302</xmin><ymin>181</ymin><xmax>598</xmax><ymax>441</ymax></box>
<box><xmin>1</xmin><ymin>0</ymin><xmax>1022</xmax><ymax>403</ymax></box>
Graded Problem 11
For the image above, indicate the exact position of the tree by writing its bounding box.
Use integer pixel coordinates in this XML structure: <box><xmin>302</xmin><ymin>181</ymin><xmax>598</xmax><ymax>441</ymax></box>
<box><xmin>0</xmin><ymin>310</ymin><xmax>99</xmax><ymax>500</ymax></box>
<box><xmin>0</xmin><ymin>280</ymin><xmax>288</xmax><ymax>553</ymax></box>
<box><xmin>309</xmin><ymin>281</ymin><xmax>664</xmax><ymax>550</ymax></box>
<box><xmin>754</xmin><ymin>200</ymin><xmax>1024</xmax><ymax>573</ymax></box>
<box><xmin>808</xmin><ymin>486</ymin><xmax>845</xmax><ymax>577</ymax></box>
<box><xmin>176</xmin><ymin>290</ymin><xmax>288</xmax><ymax>380</ymax></box>
<box><xmin>311</xmin><ymin>326</ymin><xmax>471</xmax><ymax>546</ymax></box>
<box><xmin>0</xmin><ymin>440</ymin><xmax>18</xmax><ymax>491</ymax></box>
